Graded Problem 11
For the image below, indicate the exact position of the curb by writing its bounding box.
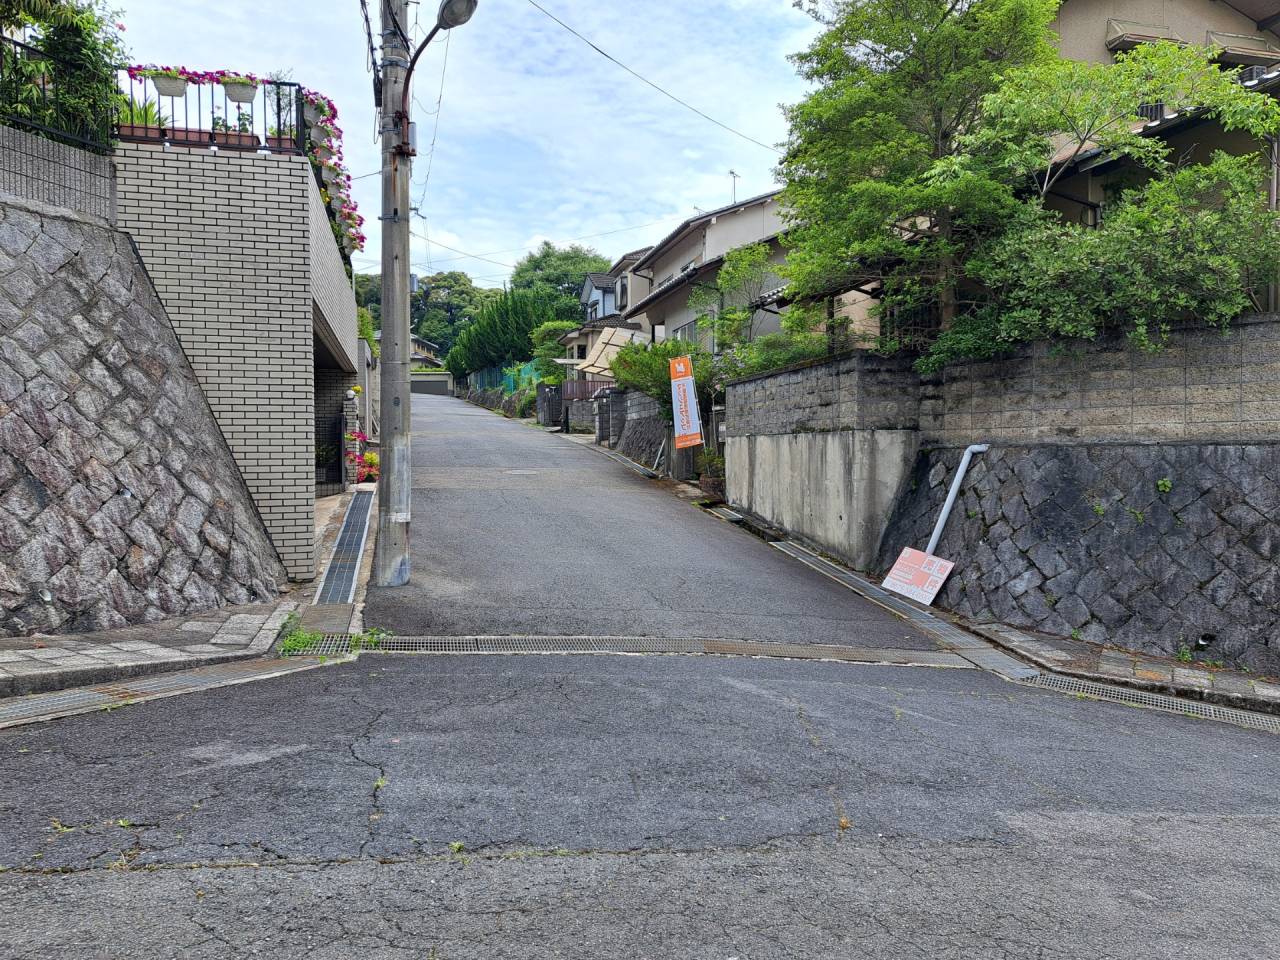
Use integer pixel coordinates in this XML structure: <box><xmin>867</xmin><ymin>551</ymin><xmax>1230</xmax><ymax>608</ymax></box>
<box><xmin>1</xmin><ymin>604</ymin><xmax>296</xmax><ymax>700</ymax></box>
<box><xmin>967</xmin><ymin>622</ymin><xmax>1280</xmax><ymax>718</ymax></box>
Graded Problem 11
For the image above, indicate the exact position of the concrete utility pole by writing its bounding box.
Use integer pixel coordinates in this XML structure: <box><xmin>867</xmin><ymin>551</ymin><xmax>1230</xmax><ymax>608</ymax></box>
<box><xmin>374</xmin><ymin>0</ymin><xmax>414</xmax><ymax>587</ymax></box>
<box><xmin>374</xmin><ymin>0</ymin><xmax>478</xmax><ymax>587</ymax></box>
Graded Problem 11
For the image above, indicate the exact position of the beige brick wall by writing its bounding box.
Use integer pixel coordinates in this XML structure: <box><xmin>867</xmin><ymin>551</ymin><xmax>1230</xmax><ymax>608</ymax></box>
<box><xmin>308</xmin><ymin>177</ymin><xmax>357</xmax><ymax>371</ymax></box>
<box><xmin>113</xmin><ymin>142</ymin><xmax>318</xmax><ymax>580</ymax></box>
<box><xmin>921</xmin><ymin>316</ymin><xmax>1280</xmax><ymax>445</ymax></box>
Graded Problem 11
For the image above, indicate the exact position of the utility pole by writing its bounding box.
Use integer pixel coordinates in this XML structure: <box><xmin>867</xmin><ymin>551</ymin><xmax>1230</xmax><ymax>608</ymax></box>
<box><xmin>373</xmin><ymin>0</ymin><xmax>478</xmax><ymax>587</ymax></box>
<box><xmin>374</xmin><ymin>0</ymin><xmax>414</xmax><ymax>587</ymax></box>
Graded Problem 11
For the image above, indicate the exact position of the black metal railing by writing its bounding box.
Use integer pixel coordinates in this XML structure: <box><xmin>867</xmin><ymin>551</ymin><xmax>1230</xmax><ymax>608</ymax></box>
<box><xmin>116</xmin><ymin>69</ymin><xmax>307</xmax><ymax>153</ymax></box>
<box><xmin>0</xmin><ymin>34</ymin><xmax>112</xmax><ymax>151</ymax></box>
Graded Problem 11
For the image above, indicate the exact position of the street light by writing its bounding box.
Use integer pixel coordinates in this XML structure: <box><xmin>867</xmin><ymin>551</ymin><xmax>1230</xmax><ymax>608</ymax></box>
<box><xmin>402</xmin><ymin>0</ymin><xmax>479</xmax><ymax>119</ymax></box>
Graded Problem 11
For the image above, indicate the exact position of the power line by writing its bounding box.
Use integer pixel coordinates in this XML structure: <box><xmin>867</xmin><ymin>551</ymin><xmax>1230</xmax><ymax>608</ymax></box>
<box><xmin>358</xmin><ymin>0</ymin><xmax>380</xmax><ymax>75</ymax></box>
<box><xmin>410</xmin><ymin>229</ymin><xmax>517</xmax><ymax>269</ymax></box>
<box><xmin>422</xmin><ymin>214</ymin><xmax>687</xmax><ymax>266</ymax></box>
<box><xmin>523</xmin><ymin>0</ymin><xmax>781</xmax><ymax>155</ymax></box>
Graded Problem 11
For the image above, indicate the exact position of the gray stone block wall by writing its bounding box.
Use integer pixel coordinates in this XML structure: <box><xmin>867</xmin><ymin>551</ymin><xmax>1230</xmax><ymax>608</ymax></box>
<box><xmin>615</xmin><ymin>390</ymin><xmax>667</xmax><ymax>469</ymax></box>
<box><xmin>0</xmin><ymin>125</ymin><xmax>115</xmax><ymax>224</ymax></box>
<box><xmin>921</xmin><ymin>316</ymin><xmax>1280</xmax><ymax>445</ymax></box>
<box><xmin>0</xmin><ymin>197</ymin><xmax>284</xmax><ymax>636</ymax></box>
<box><xmin>878</xmin><ymin>444</ymin><xmax>1280</xmax><ymax>674</ymax></box>
<box><xmin>726</xmin><ymin>352</ymin><xmax>919</xmax><ymax>438</ymax></box>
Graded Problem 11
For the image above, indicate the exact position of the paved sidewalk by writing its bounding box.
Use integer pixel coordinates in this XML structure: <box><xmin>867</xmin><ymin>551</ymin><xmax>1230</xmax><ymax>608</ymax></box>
<box><xmin>0</xmin><ymin>602</ymin><xmax>297</xmax><ymax>698</ymax></box>
<box><xmin>974</xmin><ymin>622</ymin><xmax>1280</xmax><ymax>714</ymax></box>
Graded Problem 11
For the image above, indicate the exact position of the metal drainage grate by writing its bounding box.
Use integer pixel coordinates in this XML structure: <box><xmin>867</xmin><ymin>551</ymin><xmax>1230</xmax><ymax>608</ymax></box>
<box><xmin>314</xmin><ymin>491</ymin><xmax>374</xmax><ymax>605</ymax></box>
<box><xmin>284</xmin><ymin>634</ymin><xmax>974</xmax><ymax>668</ymax></box>
<box><xmin>1024</xmin><ymin>673</ymin><xmax>1280</xmax><ymax>735</ymax></box>
<box><xmin>0</xmin><ymin>657</ymin><xmax>331</xmax><ymax>730</ymax></box>
<box><xmin>707</xmin><ymin>506</ymin><xmax>744</xmax><ymax>523</ymax></box>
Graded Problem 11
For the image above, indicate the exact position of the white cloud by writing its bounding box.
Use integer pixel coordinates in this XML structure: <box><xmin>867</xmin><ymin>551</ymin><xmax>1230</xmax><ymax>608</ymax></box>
<box><xmin>116</xmin><ymin>0</ymin><xmax>820</xmax><ymax>285</ymax></box>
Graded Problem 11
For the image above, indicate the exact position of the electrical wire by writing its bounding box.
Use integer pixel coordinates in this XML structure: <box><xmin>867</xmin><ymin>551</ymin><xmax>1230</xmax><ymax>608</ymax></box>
<box><xmin>523</xmin><ymin>0</ymin><xmax>781</xmax><ymax>155</ymax></box>
<box><xmin>414</xmin><ymin>30</ymin><xmax>451</xmax><ymax>212</ymax></box>
<box><xmin>422</xmin><ymin>214</ymin><xmax>687</xmax><ymax>266</ymax></box>
<box><xmin>410</xmin><ymin>229</ymin><xmax>517</xmax><ymax>269</ymax></box>
<box><xmin>358</xmin><ymin>0</ymin><xmax>380</xmax><ymax>74</ymax></box>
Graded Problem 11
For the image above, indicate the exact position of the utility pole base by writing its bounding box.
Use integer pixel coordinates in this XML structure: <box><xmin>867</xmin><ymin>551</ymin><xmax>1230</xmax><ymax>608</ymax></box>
<box><xmin>373</xmin><ymin>518</ymin><xmax>412</xmax><ymax>587</ymax></box>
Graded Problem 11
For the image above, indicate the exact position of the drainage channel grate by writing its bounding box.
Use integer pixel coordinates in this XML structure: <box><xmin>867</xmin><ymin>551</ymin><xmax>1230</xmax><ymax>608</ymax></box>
<box><xmin>0</xmin><ymin>657</ymin><xmax>331</xmax><ymax>730</ymax></box>
<box><xmin>314</xmin><ymin>490</ymin><xmax>374</xmax><ymax>605</ymax></box>
<box><xmin>1025</xmin><ymin>673</ymin><xmax>1280</xmax><ymax>735</ymax></box>
<box><xmin>286</xmin><ymin>634</ymin><xmax>975</xmax><ymax>668</ymax></box>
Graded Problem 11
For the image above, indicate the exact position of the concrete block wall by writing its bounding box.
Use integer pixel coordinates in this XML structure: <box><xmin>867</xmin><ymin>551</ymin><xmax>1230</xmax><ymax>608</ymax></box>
<box><xmin>921</xmin><ymin>316</ymin><xmax>1280</xmax><ymax>445</ymax></box>
<box><xmin>614</xmin><ymin>391</ymin><xmax>667</xmax><ymax>470</ymax></box>
<box><xmin>0</xmin><ymin>124</ymin><xmax>115</xmax><ymax>224</ymax></box>
<box><xmin>113</xmin><ymin>143</ymin><xmax>318</xmax><ymax>579</ymax></box>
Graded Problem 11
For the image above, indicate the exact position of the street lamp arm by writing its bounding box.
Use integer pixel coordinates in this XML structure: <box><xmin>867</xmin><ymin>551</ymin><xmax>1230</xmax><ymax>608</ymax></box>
<box><xmin>400</xmin><ymin>23</ymin><xmax>443</xmax><ymax>120</ymax></box>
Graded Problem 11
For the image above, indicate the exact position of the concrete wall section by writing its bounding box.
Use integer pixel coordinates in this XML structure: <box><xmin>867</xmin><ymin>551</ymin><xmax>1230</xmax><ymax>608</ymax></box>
<box><xmin>0</xmin><ymin>197</ymin><xmax>284</xmax><ymax>635</ymax></box>
<box><xmin>113</xmin><ymin>142</ymin><xmax>317</xmax><ymax>580</ymax></box>
<box><xmin>0</xmin><ymin>125</ymin><xmax>115</xmax><ymax>224</ymax></box>
<box><xmin>727</xmin><ymin>430</ymin><xmax>918</xmax><ymax>570</ymax></box>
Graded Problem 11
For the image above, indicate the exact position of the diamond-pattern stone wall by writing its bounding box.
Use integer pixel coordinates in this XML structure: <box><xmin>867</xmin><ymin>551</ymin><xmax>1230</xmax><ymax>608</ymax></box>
<box><xmin>878</xmin><ymin>444</ymin><xmax>1280</xmax><ymax>674</ymax></box>
<box><xmin>0</xmin><ymin>197</ymin><xmax>285</xmax><ymax>636</ymax></box>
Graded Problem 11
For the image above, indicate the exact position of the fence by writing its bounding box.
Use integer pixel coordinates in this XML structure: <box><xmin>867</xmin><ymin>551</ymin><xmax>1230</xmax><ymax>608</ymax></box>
<box><xmin>0</xmin><ymin>34</ymin><xmax>112</xmax><ymax>151</ymax></box>
<box><xmin>117</xmin><ymin>69</ymin><xmax>306</xmax><ymax>154</ymax></box>
<box><xmin>562</xmin><ymin>379</ymin><xmax>612</xmax><ymax>401</ymax></box>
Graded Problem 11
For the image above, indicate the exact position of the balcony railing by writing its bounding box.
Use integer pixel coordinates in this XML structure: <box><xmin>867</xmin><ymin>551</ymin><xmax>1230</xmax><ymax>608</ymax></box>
<box><xmin>116</xmin><ymin>69</ymin><xmax>307</xmax><ymax>154</ymax></box>
<box><xmin>0</xmin><ymin>34</ymin><xmax>112</xmax><ymax>151</ymax></box>
<box><xmin>562</xmin><ymin>379</ymin><xmax>613</xmax><ymax>401</ymax></box>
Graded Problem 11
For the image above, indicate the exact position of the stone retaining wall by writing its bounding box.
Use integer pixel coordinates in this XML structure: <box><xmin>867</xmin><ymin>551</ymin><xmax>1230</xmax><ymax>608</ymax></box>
<box><xmin>0</xmin><ymin>197</ymin><xmax>284</xmax><ymax>636</ymax></box>
<box><xmin>878</xmin><ymin>443</ymin><xmax>1280</xmax><ymax>674</ymax></box>
<box><xmin>614</xmin><ymin>391</ymin><xmax>666</xmax><ymax>469</ymax></box>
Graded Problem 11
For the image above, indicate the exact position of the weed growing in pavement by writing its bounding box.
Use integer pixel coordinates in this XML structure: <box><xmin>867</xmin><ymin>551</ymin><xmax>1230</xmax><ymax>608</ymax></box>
<box><xmin>1092</xmin><ymin>503</ymin><xmax>1107</xmax><ymax>517</ymax></box>
<box><xmin>449</xmin><ymin>841</ymin><xmax>465</xmax><ymax>854</ymax></box>
<box><xmin>1176</xmin><ymin>645</ymin><xmax>1194</xmax><ymax>663</ymax></box>
<box><xmin>1157</xmin><ymin>477</ymin><xmax>1173</xmax><ymax>494</ymax></box>
<box><xmin>374</xmin><ymin>776</ymin><xmax>389</xmax><ymax>790</ymax></box>
<box><xmin>1070</xmin><ymin>628</ymin><xmax>1082</xmax><ymax>641</ymax></box>
<box><xmin>279</xmin><ymin>613</ymin><xmax>324</xmax><ymax>656</ymax></box>
<box><xmin>351</xmin><ymin>627</ymin><xmax>390</xmax><ymax>652</ymax></box>
<box><xmin>1125</xmin><ymin>507</ymin><xmax>1146</xmax><ymax>525</ymax></box>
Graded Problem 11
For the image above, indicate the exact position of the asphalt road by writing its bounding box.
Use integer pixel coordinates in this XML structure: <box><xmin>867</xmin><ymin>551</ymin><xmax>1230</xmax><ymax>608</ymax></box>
<box><xmin>363</xmin><ymin>396</ymin><xmax>933</xmax><ymax>647</ymax></box>
<box><xmin>4</xmin><ymin>654</ymin><xmax>1279</xmax><ymax>958</ymax></box>
<box><xmin>4</xmin><ymin>395</ymin><xmax>1280</xmax><ymax>958</ymax></box>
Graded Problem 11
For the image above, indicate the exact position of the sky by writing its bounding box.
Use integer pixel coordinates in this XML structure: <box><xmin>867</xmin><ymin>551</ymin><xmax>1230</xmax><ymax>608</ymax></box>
<box><xmin>116</xmin><ymin>0</ymin><xmax>821</xmax><ymax>286</ymax></box>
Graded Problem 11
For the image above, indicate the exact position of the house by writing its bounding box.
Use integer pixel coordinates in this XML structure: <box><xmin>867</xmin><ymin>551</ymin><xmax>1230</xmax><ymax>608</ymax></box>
<box><xmin>374</xmin><ymin>330</ymin><xmax>443</xmax><ymax>368</ymax></box>
<box><xmin>1054</xmin><ymin>0</ymin><xmax>1279</xmax><ymax>66</ymax></box>
<box><xmin>111</xmin><ymin>74</ymin><xmax>362</xmax><ymax>584</ymax></box>
<box><xmin>559</xmin><ymin>247</ymin><xmax>653</xmax><ymax>382</ymax></box>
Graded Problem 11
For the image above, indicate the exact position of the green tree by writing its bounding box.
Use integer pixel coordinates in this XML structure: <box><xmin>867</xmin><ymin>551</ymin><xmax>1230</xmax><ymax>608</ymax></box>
<box><xmin>510</xmin><ymin>242</ymin><xmax>610</xmax><ymax>324</ymax></box>
<box><xmin>530</xmin><ymin>320</ymin><xmax>580</xmax><ymax>384</ymax></box>
<box><xmin>922</xmin><ymin>152</ymin><xmax>1280</xmax><ymax>371</ymax></box>
<box><xmin>689</xmin><ymin>242</ymin><xmax>779</xmax><ymax>350</ymax></box>
<box><xmin>356</xmin><ymin>306</ymin><xmax>378</xmax><ymax>357</ymax></box>
<box><xmin>353</xmin><ymin>273</ymin><xmax>381</xmax><ymax>324</ymax></box>
<box><xmin>445</xmin><ymin>289</ymin><xmax>556</xmax><ymax>379</ymax></box>
<box><xmin>966</xmin><ymin>42</ymin><xmax>1280</xmax><ymax>200</ymax></box>
<box><xmin>412</xmin><ymin>271</ymin><xmax>502</xmax><ymax>353</ymax></box>
<box><xmin>779</xmin><ymin>0</ymin><xmax>1058</xmax><ymax>331</ymax></box>
<box><xmin>610</xmin><ymin>339</ymin><xmax>719</xmax><ymax>416</ymax></box>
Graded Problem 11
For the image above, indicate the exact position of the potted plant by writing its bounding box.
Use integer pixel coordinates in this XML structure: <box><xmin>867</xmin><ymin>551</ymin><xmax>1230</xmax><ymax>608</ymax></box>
<box><xmin>266</xmin><ymin>125</ymin><xmax>297</xmax><ymax>151</ymax></box>
<box><xmin>129</xmin><ymin>65</ymin><xmax>190</xmax><ymax>98</ymax></box>
<box><xmin>698</xmin><ymin>452</ymin><xmax>727</xmax><ymax>501</ymax></box>
<box><xmin>217</xmin><ymin>70</ymin><xmax>259</xmax><ymax>103</ymax></box>
<box><xmin>117</xmin><ymin>96</ymin><xmax>167</xmax><ymax>141</ymax></box>
<box><xmin>211</xmin><ymin>109</ymin><xmax>259</xmax><ymax>148</ymax></box>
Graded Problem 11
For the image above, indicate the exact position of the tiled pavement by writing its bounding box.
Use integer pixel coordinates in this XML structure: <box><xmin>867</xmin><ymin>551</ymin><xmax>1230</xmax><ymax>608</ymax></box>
<box><xmin>974</xmin><ymin>622</ymin><xmax>1280</xmax><ymax>714</ymax></box>
<box><xmin>0</xmin><ymin>602</ymin><xmax>297</xmax><ymax>698</ymax></box>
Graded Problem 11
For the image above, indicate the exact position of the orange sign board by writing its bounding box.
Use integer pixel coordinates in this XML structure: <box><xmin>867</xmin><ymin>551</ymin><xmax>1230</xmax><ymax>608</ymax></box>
<box><xmin>882</xmin><ymin>547</ymin><xmax>954</xmax><ymax>606</ymax></box>
<box><xmin>669</xmin><ymin>355</ymin><xmax>703</xmax><ymax>450</ymax></box>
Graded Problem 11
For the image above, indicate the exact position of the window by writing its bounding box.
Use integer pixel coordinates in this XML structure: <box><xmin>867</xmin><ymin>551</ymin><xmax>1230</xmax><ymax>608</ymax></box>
<box><xmin>618</xmin><ymin>276</ymin><xmax>629</xmax><ymax>310</ymax></box>
<box><xmin>588</xmin><ymin>302</ymin><xmax>598</xmax><ymax>321</ymax></box>
<box><xmin>578</xmin><ymin>344</ymin><xmax>588</xmax><ymax>359</ymax></box>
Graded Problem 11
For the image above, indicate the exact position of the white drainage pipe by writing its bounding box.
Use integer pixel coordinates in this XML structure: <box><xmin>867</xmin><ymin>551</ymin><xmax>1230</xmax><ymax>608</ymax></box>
<box><xmin>925</xmin><ymin>444</ymin><xmax>989</xmax><ymax>556</ymax></box>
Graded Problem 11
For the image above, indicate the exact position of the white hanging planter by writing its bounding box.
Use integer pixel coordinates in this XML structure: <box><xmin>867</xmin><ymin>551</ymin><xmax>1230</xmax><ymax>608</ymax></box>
<box><xmin>313</xmin><ymin>142</ymin><xmax>334</xmax><ymax>161</ymax></box>
<box><xmin>151</xmin><ymin>75</ymin><xmax>188</xmax><ymax>98</ymax></box>
<box><xmin>304</xmin><ymin>102</ymin><xmax>323</xmax><ymax>125</ymax></box>
<box><xmin>321</xmin><ymin>164</ymin><xmax>340</xmax><ymax>184</ymax></box>
<box><xmin>222</xmin><ymin>80</ymin><xmax>258</xmax><ymax>103</ymax></box>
